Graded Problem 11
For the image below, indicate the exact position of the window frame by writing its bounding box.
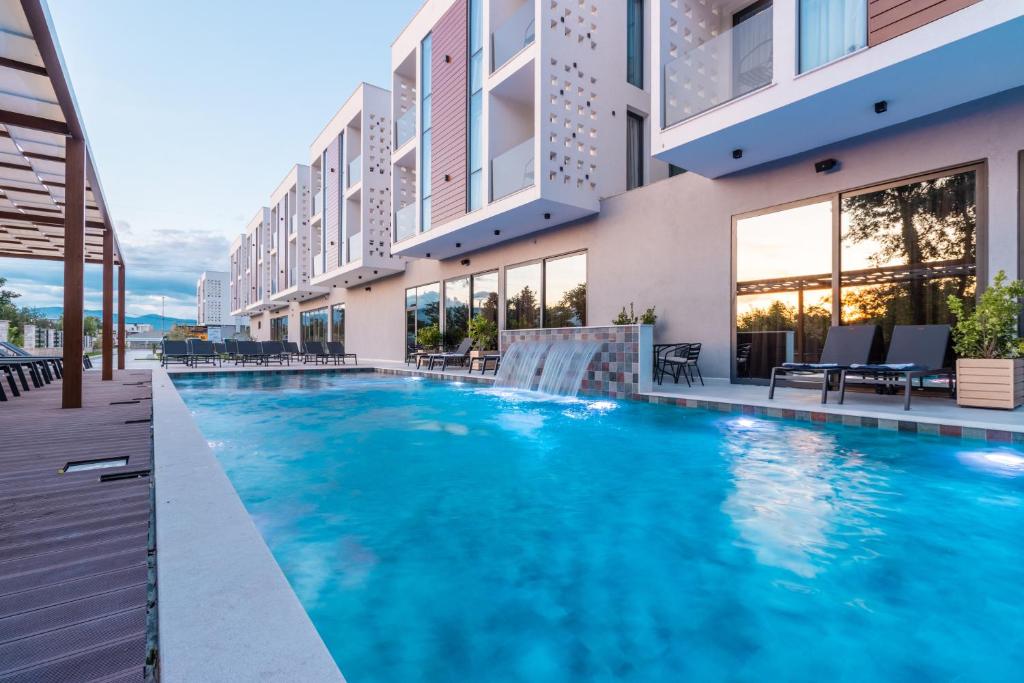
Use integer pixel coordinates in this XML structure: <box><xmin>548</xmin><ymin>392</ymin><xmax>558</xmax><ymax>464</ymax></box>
<box><xmin>626</xmin><ymin>0</ymin><xmax>644</xmax><ymax>89</ymax></box>
<box><xmin>504</xmin><ymin>249</ymin><xmax>589</xmax><ymax>330</ymax></box>
<box><xmin>626</xmin><ymin>111</ymin><xmax>645</xmax><ymax>191</ymax></box>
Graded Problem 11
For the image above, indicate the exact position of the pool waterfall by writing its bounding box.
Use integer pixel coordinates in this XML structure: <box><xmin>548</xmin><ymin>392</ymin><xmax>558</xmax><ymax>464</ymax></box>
<box><xmin>494</xmin><ymin>341</ymin><xmax>600</xmax><ymax>397</ymax></box>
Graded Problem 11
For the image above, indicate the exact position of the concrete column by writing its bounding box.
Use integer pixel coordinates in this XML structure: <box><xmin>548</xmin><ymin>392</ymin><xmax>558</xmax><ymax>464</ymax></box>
<box><xmin>62</xmin><ymin>137</ymin><xmax>86</xmax><ymax>408</ymax></box>
<box><xmin>102</xmin><ymin>227</ymin><xmax>113</xmax><ymax>380</ymax></box>
<box><xmin>23</xmin><ymin>323</ymin><xmax>37</xmax><ymax>351</ymax></box>
<box><xmin>0</xmin><ymin>320</ymin><xmax>8</xmax><ymax>343</ymax></box>
<box><xmin>118</xmin><ymin>264</ymin><xmax>126</xmax><ymax>370</ymax></box>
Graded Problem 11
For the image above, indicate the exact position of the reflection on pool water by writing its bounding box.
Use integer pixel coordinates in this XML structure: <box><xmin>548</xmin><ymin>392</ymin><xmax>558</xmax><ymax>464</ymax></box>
<box><xmin>175</xmin><ymin>373</ymin><xmax>1024</xmax><ymax>683</ymax></box>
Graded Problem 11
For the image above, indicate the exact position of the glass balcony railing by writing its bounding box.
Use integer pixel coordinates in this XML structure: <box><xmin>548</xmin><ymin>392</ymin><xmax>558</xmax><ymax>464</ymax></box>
<box><xmin>492</xmin><ymin>0</ymin><xmax>535</xmax><ymax>72</ymax></box>
<box><xmin>348</xmin><ymin>155</ymin><xmax>362</xmax><ymax>188</ymax></box>
<box><xmin>490</xmin><ymin>137</ymin><xmax>534</xmax><ymax>201</ymax></box>
<box><xmin>347</xmin><ymin>232</ymin><xmax>362</xmax><ymax>263</ymax></box>
<box><xmin>663</xmin><ymin>6</ymin><xmax>773</xmax><ymax>127</ymax></box>
<box><xmin>312</xmin><ymin>191</ymin><xmax>323</xmax><ymax>216</ymax></box>
<box><xmin>288</xmin><ymin>213</ymin><xmax>297</xmax><ymax>234</ymax></box>
<box><xmin>395</xmin><ymin>203</ymin><xmax>416</xmax><ymax>242</ymax></box>
<box><xmin>395</xmin><ymin>106</ymin><xmax>416</xmax><ymax>148</ymax></box>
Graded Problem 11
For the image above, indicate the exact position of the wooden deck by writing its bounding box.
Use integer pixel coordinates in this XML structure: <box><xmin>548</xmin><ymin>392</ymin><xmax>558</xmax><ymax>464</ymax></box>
<box><xmin>0</xmin><ymin>369</ymin><xmax>154</xmax><ymax>683</ymax></box>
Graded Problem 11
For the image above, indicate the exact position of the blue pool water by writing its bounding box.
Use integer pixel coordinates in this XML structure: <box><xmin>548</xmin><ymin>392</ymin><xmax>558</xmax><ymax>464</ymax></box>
<box><xmin>175</xmin><ymin>373</ymin><xmax>1024</xmax><ymax>682</ymax></box>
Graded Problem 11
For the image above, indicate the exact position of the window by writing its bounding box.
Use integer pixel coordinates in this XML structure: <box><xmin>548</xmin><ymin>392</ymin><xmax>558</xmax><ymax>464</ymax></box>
<box><xmin>300</xmin><ymin>308</ymin><xmax>328</xmax><ymax>344</ymax></box>
<box><xmin>471</xmin><ymin>270</ymin><xmax>499</xmax><ymax>325</ymax></box>
<box><xmin>799</xmin><ymin>0</ymin><xmax>867</xmax><ymax>73</ymax></box>
<box><xmin>626</xmin><ymin>112</ymin><xmax>644</xmax><ymax>190</ymax></box>
<box><xmin>420</xmin><ymin>34</ymin><xmax>433</xmax><ymax>231</ymax></box>
<box><xmin>406</xmin><ymin>283</ymin><xmax>440</xmax><ymax>349</ymax></box>
<box><xmin>444</xmin><ymin>276</ymin><xmax>471</xmax><ymax>348</ymax></box>
<box><xmin>626</xmin><ymin>0</ymin><xmax>644</xmax><ymax>88</ymax></box>
<box><xmin>337</xmin><ymin>132</ymin><xmax>345</xmax><ymax>267</ymax></box>
<box><xmin>331</xmin><ymin>304</ymin><xmax>345</xmax><ymax>345</ymax></box>
<box><xmin>734</xmin><ymin>165</ymin><xmax>980</xmax><ymax>382</ymax></box>
<box><xmin>505</xmin><ymin>262</ymin><xmax>542</xmax><ymax>330</ymax></box>
<box><xmin>468</xmin><ymin>0</ymin><xmax>484</xmax><ymax>211</ymax></box>
<box><xmin>544</xmin><ymin>252</ymin><xmax>587</xmax><ymax>327</ymax></box>
<box><xmin>270</xmin><ymin>315</ymin><xmax>288</xmax><ymax>341</ymax></box>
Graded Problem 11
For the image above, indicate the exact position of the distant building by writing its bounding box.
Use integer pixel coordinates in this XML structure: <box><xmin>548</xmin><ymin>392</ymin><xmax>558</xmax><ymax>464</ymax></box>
<box><xmin>125</xmin><ymin>322</ymin><xmax>153</xmax><ymax>334</ymax></box>
<box><xmin>197</xmin><ymin>270</ymin><xmax>249</xmax><ymax>338</ymax></box>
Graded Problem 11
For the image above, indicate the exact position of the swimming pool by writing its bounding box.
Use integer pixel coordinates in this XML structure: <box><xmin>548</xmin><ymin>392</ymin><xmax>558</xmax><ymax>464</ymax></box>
<box><xmin>175</xmin><ymin>372</ymin><xmax>1024</xmax><ymax>682</ymax></box>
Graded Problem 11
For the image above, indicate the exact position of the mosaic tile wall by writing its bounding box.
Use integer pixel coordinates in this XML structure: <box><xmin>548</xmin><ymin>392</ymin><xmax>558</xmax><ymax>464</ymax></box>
<box><xmin>500</xmin><ymin>325</ymin><xmax>653</xmax><ymax>399</ymax></box>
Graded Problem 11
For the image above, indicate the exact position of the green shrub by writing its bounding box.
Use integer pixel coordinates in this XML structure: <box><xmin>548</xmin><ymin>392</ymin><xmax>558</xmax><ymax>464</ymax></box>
<box><xmin>948</xmin><ymin>270</ymin><xmax>1024</xmax><ymax>359</ymax></box>
<box><xmin>416</xmin><ymin>323</ymin><xmax>442</xmax><ymax>349</ymax></box>
<box><xmin>468</xmin><ymin>313</ymin><xmax>498</xmax><ymax>350</ymax></box>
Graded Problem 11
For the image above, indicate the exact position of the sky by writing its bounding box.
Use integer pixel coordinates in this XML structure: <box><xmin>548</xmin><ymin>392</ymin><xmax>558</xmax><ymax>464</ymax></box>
<box><xmin>0</xmin><ymin>0</ymin><xmax>423</xmax><ymax>319</ymax></box>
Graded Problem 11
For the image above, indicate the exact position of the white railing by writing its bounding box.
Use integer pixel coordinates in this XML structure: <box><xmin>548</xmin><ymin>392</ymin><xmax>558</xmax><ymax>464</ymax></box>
<box><xmin>490</xmin><ymin>137</ymin><xmax>534</xmax><ymax>201</ymax></box>
<box><xmin>663</xmin><ymin>6</ymin><xmax>773</xmax><ymax>127</ymax></box>
<box><xmin>347</xmin><ymin>232</ymin><xmax>362</xmax><ymax>263</ymax></box>
<box><xmin>395</xmin><ymin>203</ymin><xmax>416</xmax><ymax>242</ymax></box>
<box><xmin>492</xmin><ymin>0</ymin><xmax>535</xmax><ymax>71</ymax></box>
<box><xmin>348</xmin><ymin>155</ymin><xmax>362</xmax><ymax>188</ymax></box>
<box><xmin>395</xmin><ymin>106</ymin><xmax>416</xmax><ymax>148</ymax></box>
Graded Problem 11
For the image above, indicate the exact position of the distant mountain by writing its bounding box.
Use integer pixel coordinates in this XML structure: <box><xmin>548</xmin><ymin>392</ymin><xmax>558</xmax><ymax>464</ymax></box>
<box><xmin>32</xmin><ymin>306</ymin><xmax>195</xmax><ymax>334</ymax></box>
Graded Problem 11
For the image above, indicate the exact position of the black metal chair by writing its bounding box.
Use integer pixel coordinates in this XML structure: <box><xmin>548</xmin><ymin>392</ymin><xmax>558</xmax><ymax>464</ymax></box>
<box><xmin>302</xmin><ymin>341</ymin><xmax>331</xmax><ymax>365</ymax></box>
<box><xmin>769</xmin><ymin>325</ymin><xmax>883</xmax><ymax>404</ymax></box>
<box><xmin>260</xmin><ymin>341</ymin><xmax>289</xmax><ymax>366</ymax></box>
<box><xmin>427</xmin><ymin>337</ymin><xmax>472</xmax><ymax>370</ymax></box>
<box><xmin>161</xmin><ymin>340</ymin><xmax>190</xmax><ymax>368</ymax></box>
<box><xmin>187</xmin><ymin>339</ymin><xmax>221</xmax><ymax>367</ymax></box>
<box><xmin>327</xmin><ymin>341</ymin><xmax>357</xmax><ymax>365</ymax></box>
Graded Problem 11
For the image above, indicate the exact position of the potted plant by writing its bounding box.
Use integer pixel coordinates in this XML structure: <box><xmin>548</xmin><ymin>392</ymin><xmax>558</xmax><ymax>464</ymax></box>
<box><xmin>947</xmin><ymin>270</ymin><xmax>1024</xmax><ymax>409</ymax></box>
<box><xmin>613</xmin><ymin>303</ymin><xmax>638</xmax><ymax>325</ymax></box>
<box><xmin>468</xmin><ymin>313</ymin><xmax>498</xmax><ymax>358</ymax></box>
<box><xmin>416</xmin><ymin>323</ymin><xmax>442</xmax><ymax>351</ymax></box>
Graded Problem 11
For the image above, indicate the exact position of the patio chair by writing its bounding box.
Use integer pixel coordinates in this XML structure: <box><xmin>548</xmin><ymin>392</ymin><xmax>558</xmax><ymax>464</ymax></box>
<box><xmin>427</xmin><ymin>338</ymin><xmax>473</xmax><ymax>371</ymax></box>
<box><xmin>469</xmin><ymin>352</ymin><xmax>501</xmax><ymax>375</ymax></box>
<box><xmin>302</xmin><ymin>341</ymin><xmax>331</xmax><ymax>365</ymax></box>
<box><xmin>260</xmin><ymin>341</ymin><xmax>289</xmax><ymax>366</ymax></box>
<box><xmin>284</xmin><ymin>341</ymin><xmax>303</xmax><ymax>361</ymax></box>
<box><xmin>235</xmin><ymin>340</ymin><xmax>263</xmax><ymax>366</ymax></box>
<box><xmin>161</xmin><ymin>340</ymin><xmax>190</xmax><ymax>368</ymax></box>
<box><xmin>838</xmin><ymin>324</ymin><xmax>954</xmax><ymax>411</ymax></box>
<box><xmin>654</xmin><ymin>343</ymin><xmax>688</xmax><ymax>384</ymax></box>
<box><xmin>327</xmin><ymin>341</ymin><xmax>357</xmax><ymax>365</ymax></box>
<box><xmin>213</xmin><ymin>341</ymin><xmax>227</xmax><ymax>357</ymax></box>
<box><xmin>769</xmin><ymin>325</ymin><xmax>882</xmax><ymax>404</ymax></box>
<box><xmin>188</xmin><ymin>339</ymin><xmax>221</xmax><ymax>367</ymax></box>
<box><xmin>735</xmin><ymin>342</ymin><xmax>753</xmax><ymax>378</ymax></box>
<box><xmin>224</xmin><ymin>339</ymin><xmax>239</xmax><ymax>360</ymax></box>
<box><xmin>659</xmin><ymin>343</ymin><xmax>703</xmax><ymax>386</ymax></box>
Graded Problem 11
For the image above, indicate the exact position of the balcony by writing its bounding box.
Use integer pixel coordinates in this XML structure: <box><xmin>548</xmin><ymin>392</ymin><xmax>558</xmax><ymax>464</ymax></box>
<box><xmin>395</xmin><ymin>106</ymin><xmax>416</xmax><ymax>148</ymax></box>
<box><xmin>395</xmin><ymin>203</ymin><xmax>416</xmax><ymax>242</ymax></box>
<box><xmin>663</xmin><ymin>5</ymin><xmax>773</xmax><ymax>128</ymax></box>
<box><xmin>490</xmin><ymin>137</ymin><xmax>534</xmax><ymax>201</ymax></box>
<box><xmin>492</xmin><ymin>0</ymin><xmax>535</xmax><ymax>72</ymax></box>
<box><xmin>348</xmin><ymin>156</ymin><xmax>362</xmax><ymax>188</ymax></box>
<box><xmin>347</xmin><ymin>232</ymin><xmax>362</xmax><ymax>263</ymax></box>
<box><xmin>312</xmin><ymin>191</ymin><xmax>323</xmax><ymax>217</ymax></box>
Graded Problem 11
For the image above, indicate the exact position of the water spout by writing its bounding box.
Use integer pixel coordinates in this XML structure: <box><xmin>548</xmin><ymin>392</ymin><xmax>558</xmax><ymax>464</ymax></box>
<box><xmin>495</xmin><ymin>340</ymin><xmax>600</xmax><ymax>397</ymax></box>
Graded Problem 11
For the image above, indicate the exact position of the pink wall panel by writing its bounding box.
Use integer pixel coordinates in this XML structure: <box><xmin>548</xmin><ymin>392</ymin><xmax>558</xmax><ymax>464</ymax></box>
<box><xmin>430</xmin><ymin>0</ymin><xmax>468</xmax><ymax>229</ymax></box>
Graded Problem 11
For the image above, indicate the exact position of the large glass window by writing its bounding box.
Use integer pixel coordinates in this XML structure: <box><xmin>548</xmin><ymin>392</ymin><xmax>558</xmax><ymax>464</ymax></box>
<box><xmin>420</xmin><ymin>34</ymin><xmax>433</xmax><ymax>231</ymax></box>
<box><xmin>799</xmin><ymin>0</ymin><xmax>867</xmax><ymax>73</ymax></box>
<box><xmin>331</xmin><ymin>304</ymin><xmax>345</xmax><ymax>345</ymax></box>
<box><xmin>505</xmin><ymin>262</ymin><xmax>542</xmax><ymax>330</ymax></box>
<box><xmin>735</xmin><ymin>201</ymin><xmax>834</xmax><ymax>381</ymax></box>
<box><xmin>471</xmin><ymin>270</ymin><xmax>499</xmax><ymax>325</ymax></box>
<box><xmin>406</xmin><ymin>283</ymin><xmax>441</xmax><ymax>350</ymax></box>
<box><xmin>626</xmin><ymin>0</ymin><xmax>644</xmax><ymax>88</ymax></box>
<box><xmin>544</xmin><ymin>252</ymin><xmax>587</xmax><ymax>327</ymax></box>
<box><xmin>444</xmin><ymin>276</ymin><xmax>471</xmax><ymax>348</ymax></box>
<box><xmin>626</xmin><ymin>112</ymin><xmax>644</xmax><ymax>190</ymax></box>
<box><xmin>839</xmin><ymin>169</ymin><xmax>977</xmax><ymax>347</ymax></box>
<box><xmin>270</xmin><ymin>315</ymin><xmax>289</xmax><ymax>342</ymax></box>
<box><xmin>300</xmin><ymin>308</ymin><xmax>328</xmax><ymax>344</ymax></box>
<box><xmin>468</xmin><ymin>0</ymin><xmax>484</xmax><ymax>211</ymax></box>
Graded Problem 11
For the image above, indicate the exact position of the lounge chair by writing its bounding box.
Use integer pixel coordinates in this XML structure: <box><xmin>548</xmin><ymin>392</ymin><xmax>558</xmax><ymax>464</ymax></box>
<box><xmin>260</xmin><ymin>341</ymin><xmax>289</xmax><ymax>366</ymax></box>
<box><xmin>235</xmin><ymin>341</ymin><xmax>264</xmax><ymax>366</ymax></box>
<box><xmin>302</xmin><ymin>341</ymin><xmax>331</xmax><ymax>365</ymax></box>
<box><xmin>213</xmin><ymin>341</ymin><xmax>227</xmax><ymax>357</ymax></box>
<box><xmin>161</xmin><ymin>340</ymin><xmax>190</xmax><ymax>368</ymax></box>
<box><xmin>426</xmin><ymin>338</ymin><xmax>473</xmax><ymax>370</ymax></box>
<box><xmin>224</xmin><ymin>339</ymin><xmax>239</xmax><ymax>360</ymax></box>
<box><xmin>327</xmin><ymin>341</ymin><xmax>357</xmax><ymax>365</ymax></box>
<box><xmin>187</xmin><ymin>339</ymin><xmax>221</xmax><ymax>367</ymax></box>
<box><xmin>769</xmin><ymin>325</ymin><xmax>882</xmax><ymax>404</ymax></box>
<box><xmin>284</xmin><ymin>341</ymin><xmax>303</xmax><ymax>361</ymax></box>
<box><xmin>838</xmin><ymin>324</ymin><xmax>954</xmax><ymax>411</ymax></box>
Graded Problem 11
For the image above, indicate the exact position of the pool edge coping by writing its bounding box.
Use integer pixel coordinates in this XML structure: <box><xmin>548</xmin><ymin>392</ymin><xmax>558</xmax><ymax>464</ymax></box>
<box><xmin>152</xmin><ymin>368</ymin><xmax>346</xmax><ymax>682</ymax></box>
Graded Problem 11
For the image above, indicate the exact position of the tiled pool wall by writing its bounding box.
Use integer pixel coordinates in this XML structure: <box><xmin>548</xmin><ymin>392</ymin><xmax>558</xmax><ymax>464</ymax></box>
<box><xmin>500</xmin><ymin>325</ymin><xmax>653</xmax><ymax>399</ymax></box>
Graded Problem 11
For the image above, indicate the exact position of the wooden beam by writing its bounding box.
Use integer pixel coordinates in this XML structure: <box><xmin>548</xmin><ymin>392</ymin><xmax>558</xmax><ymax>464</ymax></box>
<box><xmin>0</xmin><ymin>209</ymin><xmax>106</xmax><ymax>229</ymax></box>
<box><xmin>118</xmin><ymin>264</ymin><xmax>126</xmax><ymax>370</ymax></box>
<box><xmin>102</xmin><ymin>226</ymin><xmax>113</xmax><ymax>380</ymax></box>
<box><xmin>62</xmin><ymin>137</ymin><xmax>85</xmax><ymax>408</ymax></box>
<box><xmin>0</xmin><ymin>108</ymin><xmax>69</xmax><ymax>136</ymax></box>
<box><xmin>0</xmin><ymin>55</ymin><xmax>47</xmax><ymax>77</ymax></box>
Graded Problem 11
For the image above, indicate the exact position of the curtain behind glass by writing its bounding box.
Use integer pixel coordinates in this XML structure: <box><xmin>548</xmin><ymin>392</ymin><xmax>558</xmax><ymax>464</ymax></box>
<box><xmin>799</xmin><ymin>0</ymin><xmax>867</xmax><ymax>73</ymax></box>
<box><xmin>626</xmin><ymin>113</ymin><xmax>643</xmax><ymax>190</ymax></box>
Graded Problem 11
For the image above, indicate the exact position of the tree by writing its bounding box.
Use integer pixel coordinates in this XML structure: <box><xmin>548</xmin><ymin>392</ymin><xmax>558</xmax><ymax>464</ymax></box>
<box><xmin>545</xmin><ymin>282</ymin><xmax>587</xmax><ymax>327</ymax></box>
<box><xmin>506</xmin><ymin>285</ymin><xmax>539</xmax><ymax>329</ymax></box>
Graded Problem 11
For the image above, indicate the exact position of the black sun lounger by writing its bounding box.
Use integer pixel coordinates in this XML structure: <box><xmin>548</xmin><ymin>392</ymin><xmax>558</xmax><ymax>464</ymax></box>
<box><xmin>260</xmin><ymin>341</ymin><xmax>289</xmax><ymax>366</ymax></box>
<box><xmin>303</xmin><ymin>341</ymin><xmax>331</xmax><ymax>364</ymax></box>
<box><xmin>426</xmin><ymin>337</ymin><xmax>472</xmax><ymax>370</ymax></box>
<box><xmin>188</xmin><ymin>339</ymin><xmax>221</xmax><ymax>367</ymax></box>
<box><xmin>838</xmin><ymin>324</ymin><xmax>954</xmax><ymax>411</ymax></box>
<box><xmin>161</xmin><ymin>340</ymin><xmax>190</xmax><ymax>368</ymax></box>
<box><xmin>769</xmin><ymin>325</ymin><xmax>883</xmax><ymax>403</ymax></box>
<box><xmin>327</xmin><ymin>341</ymin><xmax>357</xmax><ymax>365</ymax></box>
<box><xmin>235</xmin><ymin>341</ymin><xmax>264</xmax><ymax>366</ymax></box>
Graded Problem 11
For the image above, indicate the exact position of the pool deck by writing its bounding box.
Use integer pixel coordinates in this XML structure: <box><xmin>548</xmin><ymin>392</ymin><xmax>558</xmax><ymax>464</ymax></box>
<box><xmin>152</xmin><ymin>354</ymin><xmax>1024</xmax><ymax>442</ymax></box>
<box><xmin>0</xmin><ymin>369</ymin><xmax>154</xmax><ymax>683</ymax></box>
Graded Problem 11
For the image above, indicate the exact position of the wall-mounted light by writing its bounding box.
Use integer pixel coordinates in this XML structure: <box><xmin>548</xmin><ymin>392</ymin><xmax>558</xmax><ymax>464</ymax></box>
<box><xmin>460</xmin><ymin>258</ymin><xmax>471</xmax><ymax>267</ymax></box>
<box><xmin>814</xmin><ymin>158</ymin><xmax>838</xmax><ymax>174</ymax></box>
<box><xmin>364</xmin><ymin>286</ymin><xmax>372</xmax><ymax>292</ymax></box>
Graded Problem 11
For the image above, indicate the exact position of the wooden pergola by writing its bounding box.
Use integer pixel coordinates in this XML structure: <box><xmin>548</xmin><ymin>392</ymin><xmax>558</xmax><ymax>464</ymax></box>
<box><xmin>0</xmin><ymin>0</ymin><xmax>126</xmax><ymax>408</ymax></box>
